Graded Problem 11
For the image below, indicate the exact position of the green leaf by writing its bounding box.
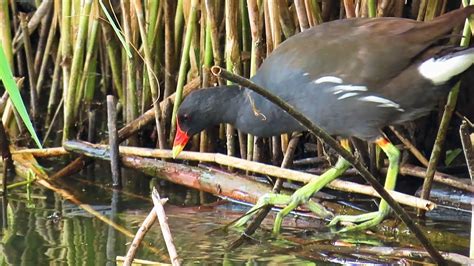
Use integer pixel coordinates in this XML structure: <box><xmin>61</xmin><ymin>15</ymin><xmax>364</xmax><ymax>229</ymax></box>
<box><xmin>445</xmin><ymin>148</ymin><xmax>462</xmax><ymax>166</ymax></box>
<box><xmin>0</xmin><ymin>43</ymin><xmax>42</xmax><ymax>148</ymax></box>
<box><xmin>99</xmin><ymin>0</ymin><xmax>132</xmax><ymax>58</ymax></box>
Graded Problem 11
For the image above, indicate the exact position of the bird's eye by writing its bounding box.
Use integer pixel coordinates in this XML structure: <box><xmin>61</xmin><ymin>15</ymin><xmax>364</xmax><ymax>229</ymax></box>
<box><xmin>181</xmin><ymin>113</ymin><xmax>191</xmax><ymax>122</ymax></box>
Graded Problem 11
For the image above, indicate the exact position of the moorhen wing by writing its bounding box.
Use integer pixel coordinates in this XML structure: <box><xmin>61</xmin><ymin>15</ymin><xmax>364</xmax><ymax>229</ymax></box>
<box><xmin>173</xmin><ymin>6</ymin><xmax>474</xmax><ymax>233</ymax></box>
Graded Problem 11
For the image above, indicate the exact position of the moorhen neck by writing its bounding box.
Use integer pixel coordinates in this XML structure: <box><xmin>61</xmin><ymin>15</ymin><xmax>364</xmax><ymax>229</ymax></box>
<box><xmin>173</xmin><ymin>7</ymin><xmax>474</xmax><ymax>233</ymax></box>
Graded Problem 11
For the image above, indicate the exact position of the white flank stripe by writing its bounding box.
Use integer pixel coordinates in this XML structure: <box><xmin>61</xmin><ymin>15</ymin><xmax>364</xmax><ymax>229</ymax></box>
<box><xmin>303</xmin><ymin>72</ymin><xmax>310</xmax><ymax>76</ymax></box>
<box><xmin>360</xmin><ymin>95</ymin><xmax>398</xmax><ymax>105</ymax></box>
<box><xmin>338</xmin><ymin>92</ymin><xmax>359</xmax><ymax>99</ymax></box>
<box><xmin>314</xmin><ymin>76</ymin><xmax>343</xmax><ymax>84</ymax></box>
<box><xmin>331</xmin><ymin>84</ymin><xmax>368</xmax><ymax>94</ymax></box>
<box><xmin>418</xmin><ymin>53</ymin><xmax>474</xmax><ymax>85</ymax></box>
<box><xmin>359</xmin><ymin>96</ymin><xmax>405</xmax><ymax>111</ymax></box>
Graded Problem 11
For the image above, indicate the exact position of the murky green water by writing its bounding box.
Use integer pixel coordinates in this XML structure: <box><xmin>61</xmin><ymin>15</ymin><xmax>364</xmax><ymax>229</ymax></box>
<box><xmin>0</xmin><ymin>164</ymin><xmax>470</xmax><ymax>265</ymax></box>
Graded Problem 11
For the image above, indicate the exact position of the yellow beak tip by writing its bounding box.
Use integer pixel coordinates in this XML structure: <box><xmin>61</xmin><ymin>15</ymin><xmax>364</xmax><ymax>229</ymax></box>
<box><xmin>172</xmin><ymin>145</ymin><xmax>184</xmax><ymax>159</ymax></box>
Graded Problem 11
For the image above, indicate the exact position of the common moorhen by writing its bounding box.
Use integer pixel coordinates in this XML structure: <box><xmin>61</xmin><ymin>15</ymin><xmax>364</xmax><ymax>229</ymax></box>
<box><xmin>173</xmin><ymin>6</ymin><xmax>474</xmax><ymax>233</ymax></box>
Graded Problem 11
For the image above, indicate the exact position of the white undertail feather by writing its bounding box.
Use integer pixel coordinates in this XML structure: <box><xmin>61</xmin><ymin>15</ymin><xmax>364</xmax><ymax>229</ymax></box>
<box><xmin>418</xmin><ymin>52</ymin><xmax>474</xmax><ymax>85</ymax></box>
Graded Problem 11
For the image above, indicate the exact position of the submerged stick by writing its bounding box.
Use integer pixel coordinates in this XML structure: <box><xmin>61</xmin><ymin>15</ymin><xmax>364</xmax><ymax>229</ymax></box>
<box><xmin>210</xmin><ymin>66</ymin><xmax>445</xmax><ymax>264</ymax></box>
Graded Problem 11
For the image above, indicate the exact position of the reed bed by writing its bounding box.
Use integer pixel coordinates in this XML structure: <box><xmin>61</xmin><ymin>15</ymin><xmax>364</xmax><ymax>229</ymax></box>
<box><xmin>0</xmin><ymin>0</ymin><xmax>467</xmax><ymax>166</ymax></box>
<box><xmin>0</xmin><ymin>0</ymin><xmax>466</xmax><ymax>156</ymax></box>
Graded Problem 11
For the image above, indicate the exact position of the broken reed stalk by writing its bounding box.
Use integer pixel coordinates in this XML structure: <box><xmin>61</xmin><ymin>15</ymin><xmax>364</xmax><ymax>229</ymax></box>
<box><xmin>419</xmin><ymin>2</ymin><xmax>473</xmax><ymax>217</ymax></box>
<box><xmin>151</xmin><ymin>189</ymin><xmax>180</xmax><ymax>266</ymax></box>
<box><xmin>107</xmin><ymin>95</ymin><xmax>121</xmax><ymax>187</ymax></box>
<box><xmin>210</xmin><ymin>66</ymin><xmax>445</xmax><ymax>264</ymax></box>
<box><xmin>123</xmin><ymin>198</ymin><xmax>168</xmax><ymax>266</ymax></box>
<box><xmin>63</xmin><ymin>141</ymin><xmax>435</xmax><ymax>211</ymax></box>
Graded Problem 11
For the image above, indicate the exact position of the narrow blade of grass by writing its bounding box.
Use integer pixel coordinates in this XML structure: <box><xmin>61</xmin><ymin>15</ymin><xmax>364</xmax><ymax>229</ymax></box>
<box><xmin>0</xmin><ymin>43</ymin><xmax>42</xmax><ymax>148</ymax></box>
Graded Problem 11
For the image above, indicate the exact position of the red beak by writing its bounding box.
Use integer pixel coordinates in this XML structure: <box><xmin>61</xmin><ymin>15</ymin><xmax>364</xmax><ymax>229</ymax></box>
<box><xmin>172</xmin><ymin>121</ymin><xmax>190</xmax><ymax>158</ymax></box>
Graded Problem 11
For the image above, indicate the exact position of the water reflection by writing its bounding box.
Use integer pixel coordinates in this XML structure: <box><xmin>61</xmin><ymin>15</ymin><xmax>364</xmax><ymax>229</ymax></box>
<box><xmin>0</xmin><ymin>167</ymin><xmax>470</xmax><ymax>265</ymax></box>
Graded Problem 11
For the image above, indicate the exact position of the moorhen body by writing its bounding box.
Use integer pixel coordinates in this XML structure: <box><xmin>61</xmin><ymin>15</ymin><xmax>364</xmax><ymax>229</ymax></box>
<box><xmin>173</xmin><ymin>7</ymin><xmax>474</xmax><ymax>233</ymax></box>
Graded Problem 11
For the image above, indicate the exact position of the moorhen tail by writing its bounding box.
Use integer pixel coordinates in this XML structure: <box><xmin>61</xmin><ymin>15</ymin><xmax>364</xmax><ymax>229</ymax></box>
<box><xmin>173</xmin><ymin>7</ymin><xmax>474</xmax><ymax>233</ymax></box>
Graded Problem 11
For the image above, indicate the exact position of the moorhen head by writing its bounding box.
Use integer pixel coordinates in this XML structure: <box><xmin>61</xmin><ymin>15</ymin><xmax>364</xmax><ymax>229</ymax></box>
<box><xmin>173</xmin><ymin>6</ymin><xmax>474</xmax><ymax>233</ymax></box>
